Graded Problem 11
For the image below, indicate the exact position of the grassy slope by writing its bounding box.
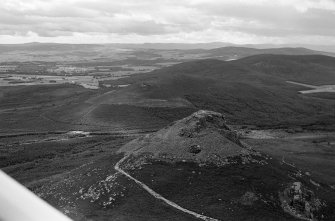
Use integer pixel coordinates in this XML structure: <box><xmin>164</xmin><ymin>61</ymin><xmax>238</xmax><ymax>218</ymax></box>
<box><xmin>0</xmin><ymin>84</ymin><xmax>97</xmax><ymax>133</ymax></box>
<box><xmin>0</xmin><ymin>83</ymin><xmax>197</xmax><ymax>133</ymax></box>
<box><xmin>107</xmin><ymin>55</ymin><xmax>335</xmax><ymax>129</ymax></box>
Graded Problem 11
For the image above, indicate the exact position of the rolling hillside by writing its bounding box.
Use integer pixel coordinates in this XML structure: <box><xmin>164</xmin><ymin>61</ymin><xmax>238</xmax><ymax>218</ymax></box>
<box><xmin>105</xmin><ymin>54</ymin><xmax>335</xmax><ymax>129</ymax></box>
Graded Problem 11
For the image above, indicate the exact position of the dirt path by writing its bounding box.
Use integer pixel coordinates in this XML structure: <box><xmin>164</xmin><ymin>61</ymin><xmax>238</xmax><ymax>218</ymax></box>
<box><xmin>286</xmin><ymin>81</ymin><xmax>317</xmax><ymax>89</ymax></box>
<box><xmin>114</xmin><ymin>155</ymin><xmax>220</xmax><ymax>221</ymax></box>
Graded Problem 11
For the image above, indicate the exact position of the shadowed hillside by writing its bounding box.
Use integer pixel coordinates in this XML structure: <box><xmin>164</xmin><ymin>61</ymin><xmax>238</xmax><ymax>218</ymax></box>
<box><xmin>237</xmin><ymin>54</ymin><xmax>335</xmax><ymax>85</ymax></box>
<box><xmin>205</xmin><ymin>47</ymin><xmax>335</xmax><ymax>60</ymax></box>
<box><xmin>106</xmin><ymin>55</ymin><xmax>335</xmax><ymax>129</ymax></box>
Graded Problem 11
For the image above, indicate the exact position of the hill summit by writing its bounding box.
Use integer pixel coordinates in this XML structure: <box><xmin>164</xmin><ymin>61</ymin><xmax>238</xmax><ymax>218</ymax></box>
<box><xmin>119</xmin><ymin>110</ymin><xmax>252</xmax><ymax>164</ymax></box>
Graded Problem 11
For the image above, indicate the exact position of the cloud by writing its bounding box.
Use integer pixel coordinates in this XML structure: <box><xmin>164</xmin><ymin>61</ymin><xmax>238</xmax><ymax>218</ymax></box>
<box><xmin>0</xmin><ymin>0</ymin><xmax>334</xmax><ymax>44</ymax></box>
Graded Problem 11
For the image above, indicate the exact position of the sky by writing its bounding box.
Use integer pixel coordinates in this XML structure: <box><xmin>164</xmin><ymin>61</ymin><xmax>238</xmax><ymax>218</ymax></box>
<box><xmin>0</xmin><ymin>0</ymin><xmax>335</xmax><ymax>44</ymax></box>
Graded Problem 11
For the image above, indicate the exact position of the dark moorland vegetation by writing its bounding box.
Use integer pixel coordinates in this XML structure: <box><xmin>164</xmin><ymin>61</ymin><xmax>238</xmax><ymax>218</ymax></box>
<box><xmin>106</xmin><ymin>55</ymin><xmax>335</xmax><ymax>129</ymax></box>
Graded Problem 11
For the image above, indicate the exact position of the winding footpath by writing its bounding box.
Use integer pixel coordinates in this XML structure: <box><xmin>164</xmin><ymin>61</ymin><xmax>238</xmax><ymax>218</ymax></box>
<box><xmin>114</xmin><ymin>155</ymin><xmax>220</xmax><ymax>221</ymax></box>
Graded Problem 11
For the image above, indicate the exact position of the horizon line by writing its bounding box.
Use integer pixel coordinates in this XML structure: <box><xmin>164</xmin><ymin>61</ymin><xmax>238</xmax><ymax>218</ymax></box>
<box><xmin>0</xmin><ymin>41</ymin><xmax>334</xmax><ymax>46</ymax></box>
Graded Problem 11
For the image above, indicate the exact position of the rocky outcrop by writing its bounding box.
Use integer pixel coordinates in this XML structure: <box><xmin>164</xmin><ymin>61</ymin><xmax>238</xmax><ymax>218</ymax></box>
<box><xmin>118</xmin><ymin>110</ymin><xmax>252</xmax><ymax>164</ymax></box>
<box><xmin>280</xmin><ymin>182</ymin><xmax>325</xmax><ymax>220</ymax></box>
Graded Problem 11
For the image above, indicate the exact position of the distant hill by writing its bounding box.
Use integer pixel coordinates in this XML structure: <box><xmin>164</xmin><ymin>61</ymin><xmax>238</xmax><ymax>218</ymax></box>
<box><xmin>0</xmin><ymin>42</ymin><xmax>103</xmax><ymax>52</ymax></box>
<box><xmin>0</xmin><ymin>42</ymin><xmax>333</xmax><ymax>57</ymax></box>
<box><xmin>237</xmin><ymin>54</ymin><xmax>335</xmax><ymax>84</ymax></box>
<box><xmin>108</xmin><ymin>42</ymin><xmax>235</xmax><ymax>50</ymax></box>
<box><xmin>107</xmin><ymin>54</ymin><xmax>335</xmax><ymax>129</ymax></box>
<box><xmin>206</xmin><ymin>46</ymin><xmax>335</xmax><ymax>59</ymax></box>
<box><xmin>181</xmin><ymin>46</ymin><xmax>335</xmax><ymax>60</ymax></box>
<box><xmin>107</xmin><ymin>42</ymin><xmax>335</xmax><ymax>53</ymax></box>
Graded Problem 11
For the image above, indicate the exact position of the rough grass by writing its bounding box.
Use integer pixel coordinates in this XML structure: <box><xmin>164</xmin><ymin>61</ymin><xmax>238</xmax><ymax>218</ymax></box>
<box><xmin>1</xmin><ymin>135</ymin><xmax>132</xmax><ymax>184</ymax></box>
<box><xmin>244</xmin><ymin>137</ymin><xmax>335</xmax><ymax>185</ymax></box>
<box><xmin>29</xmin><ymin>154</ymin><xmax>199</xmax><ymax>221</ymax></box>
<box><xmin>0</xmin><ymin>84</ymin><xmax>98</xmax><ymax>133</ymax></box>
<box><xmin>127</xmin><ymin>156</ymin><xmax>335</xmax><ymax>221</ymax></box>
